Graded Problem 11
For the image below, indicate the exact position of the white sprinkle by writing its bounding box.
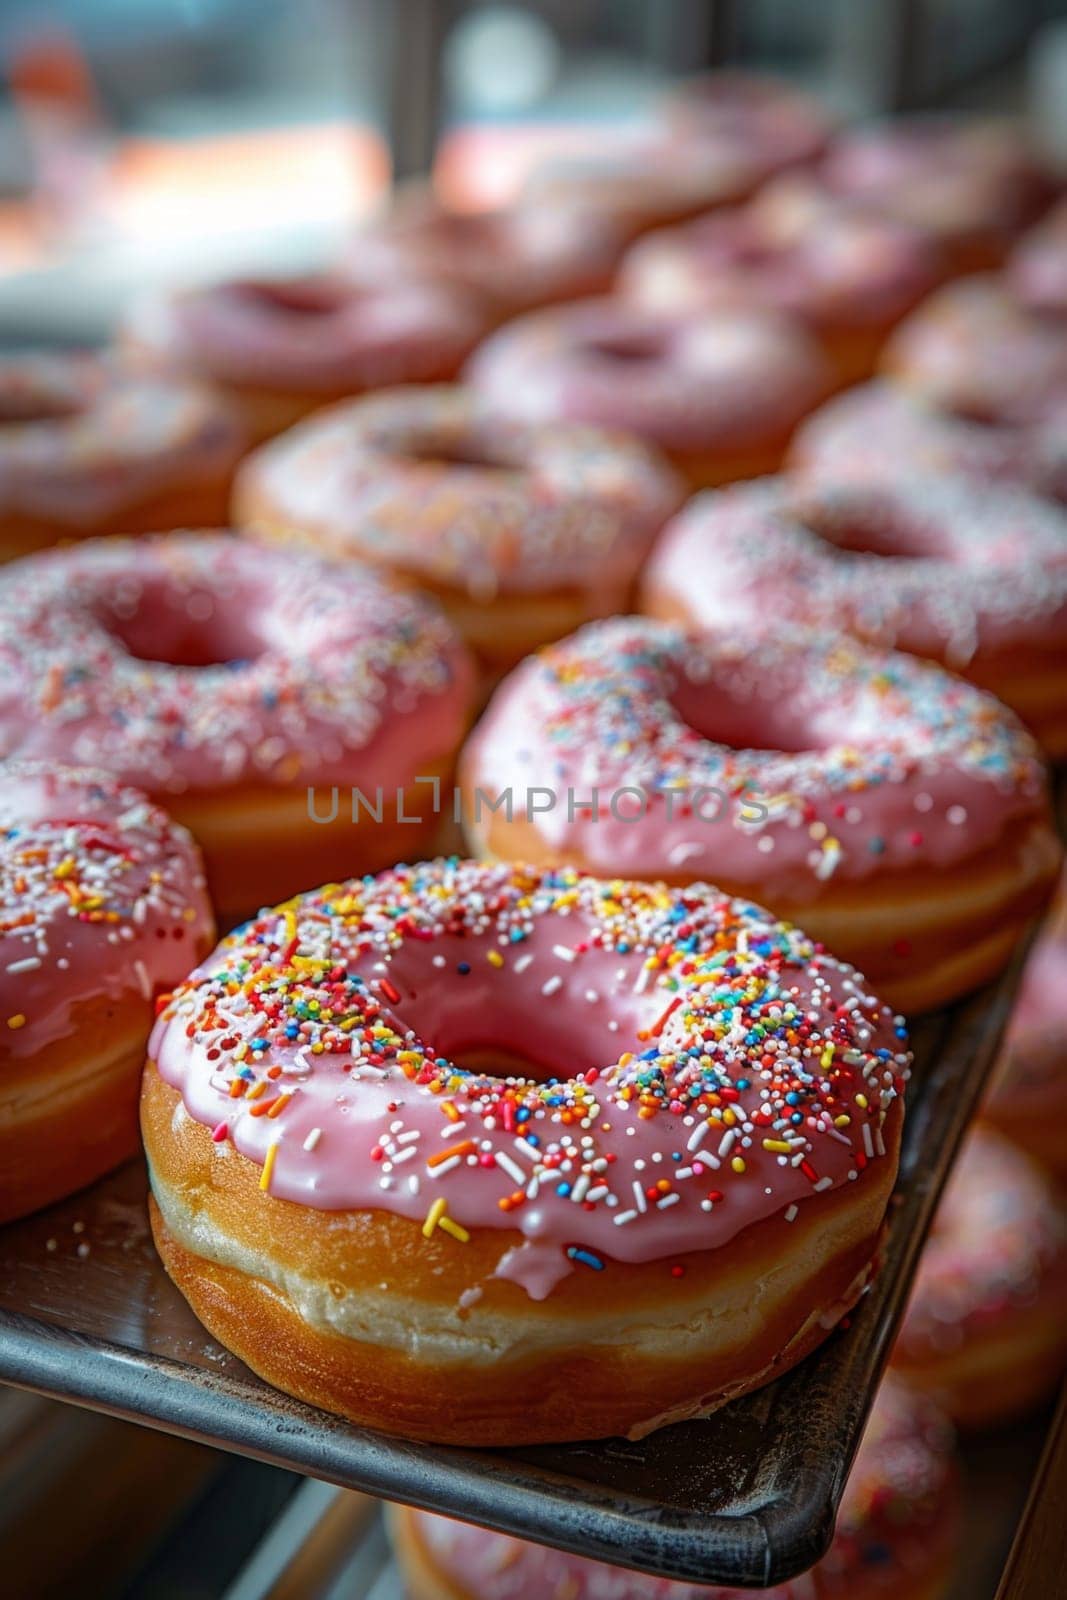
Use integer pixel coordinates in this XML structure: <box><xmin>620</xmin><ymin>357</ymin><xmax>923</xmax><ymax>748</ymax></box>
<box><xmin>428</xmin><ymin>1154</ymin><xmax>462</xmax><ymax>1178</ymax></box>
<box><xmin>814</xmin><ymin>1176</ymin><xmax>833</xmax><ymax>1192</ymax></box>
<box><xmin>613</xmin><ymin>1209</ymin><xmax>638</xmax><ymax>1226</ymax></box>
<box><xmin>862</xmin><ymin>1124</ymin><xmax>874</xmax><ymax>1159</ymax></box>
<box><xmin>784</xmin><ymin>1204</ymin><xmax>798</xmax><ymax>1223</ymax></box>
<box><xmin>494</xmin><ymin>1151</ymin><xmax>527</xmax><ymax>1186</ymax></box>
<box><xmin>633</xmin><ymin>1179</ymin><xmax>647</xmax><ymax>1214</ymax></box>
<box><xmin>541</xmin><ymin>976</ymin><xmax>563</xmax><ymax>996</ymax></box>
<box><xmin>134</xmin><ymin>959</ymin><xmax>151</xmax><ymax>1000</ymax></box>
<box><xmin>552</xmin><ymin>944</ymin><xmax>577</xmax><ymax>962</ymax></box>
<box><xmin>632</xmin><ymin>963</ymin><xmax>653</xmax><ymax>995</ymax></box>
<box><xmin>302</xmin><ymin>1128</ymin><xmax>322</xmax><ymax>1152</ymax></box>
<box><xmin>656</xmin><ymin>1193</ymin><xmax>681</xmax><ymax>1210</ymax></box>
<box><xmin>718</xmin><ymin>1128</ymin><xmax>736</xmax><ymax>1158</ymax></box>
<box><xmin>5</xmin><ymin>956</ymin><xmax>41</xmax><ymax>974</ymax></box>
<box><xmin>513</xmin><ymin>953</ymin><xmax>534</xmax><ymax>974</ymax></box>
<box><xmin>570</xmin><ymin>1174</ymin><xmax>591</xmax><ymax>1203</ymax></box>
<box><xmin>442</xmin><ymin>1120</ymin><xmax>469</xmax><ymax>1139</ymax></box>
<box><xmin>687</xmin><ymin>1121</ymin><xmax>710</xmax><ymax>1152</ymax></box>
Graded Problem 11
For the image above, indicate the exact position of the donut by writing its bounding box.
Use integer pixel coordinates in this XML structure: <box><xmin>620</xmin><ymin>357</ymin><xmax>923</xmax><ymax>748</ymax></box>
<box><xmin>643</xmin><ymin>473</ymin><xmax>1067</xmax><ymax>756</ymax></box>
<box><xmin>789</xmin><ymin>380</ymin><xmax>1067</xmax><ymax>506</ymax></box>
<box><xmin>0</xmin><ymin>759</ymin><xmax>214</xmax><ymax>1223</ymax></box>
<box><xmin>233</xmin><ymin>385</ymin><xmax>683</xmax><ymax>669</ymax></box>
<box><xmin>121</xmin><ymin>271</ymin><xmax>491</xmax><ymax>444</ymax></box>
<box><xmin>461</xmin><ymin>617</ymin><xmax>1058</xmax><ymax>1014</ymax></box>
<box><xmin>389</xmin><ymin>1377</ymin><xmax>958</xmax><ymax>1600</ymax></box>
<box><xmin>0</xmin><ymin>351</ymin><xmax>245</xmax><ymax>563</ymax></box>
<box><xmin>881</xmin><ymin>276</ymin><xmax>1067</xmax><ymax>424</ymax></box>
<box><xmin>142</xmin><ymin>858</ymin><xmax>908</xmax><ymax>1446</ymax></box>
<box><xmin>620</xmin><ymin>191</ymin><xmax>944</xmax><ymax>386</ymax></box>
<box><xmin>0</xmin><ymin>533</ymin><xmax>474</xmax><ymax>922</ymax></box>
<box><xmin>892</xmin><ymin>1127</ymin><xmax>1067</xmax><ymax>1427</ymax></box>
<box><xmin>1009</xmin><ymin>197</ymin><xmax>1067</xmax><ymax>317</ymax></box>
<box><xmin>520</xmin><ymin>74</ymin><xmax>830</xmax><ymax>247</ymax></box>
<box><xmin>666</xmin><ymin>70</ymin><xmax>833</xmax><ymax>174</ymax></box>
<box><xmin>465</xmin><ymin>300</ymin><xmax>832</xmax><ymax>492</ymax></box>
<box><xmin>345</xmin><ymin>188</ymin><xmax>626</xmax><ymax>321</ymax></box>
<box><xmin>984</xmin><ymin>870</ymin><xmax>1067</xmax><ymax>1179</ymax></box>
<box><xmin>816</xmin><ymin>115</ymin><xmax>1054</xmax><ymax>273</ymax></box>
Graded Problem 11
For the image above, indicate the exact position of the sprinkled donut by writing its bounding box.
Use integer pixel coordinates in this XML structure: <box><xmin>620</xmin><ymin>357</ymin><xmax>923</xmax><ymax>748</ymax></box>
<box><xmin>1009</xmin><ymin>196</ymin><xmax>1067</xmax><ymax>317</ymax></box>
<box><xmin>390</xmin><ymin>1377</ymin><xmax>959</xmax><ymax>1600</ymax></box>
<box><xmin>0</xmin><ymin>351</ymin><xmax>245</xmax><ymax>563</ymax></box>
<box><xmin>620</xmin><ymin>192</ymin><xmax>944</xmax><ymax>386</ymax></box>
<box><xmin>789</xmin><ymin>380</ymin><xmax>1067</xmax><ymax>506</ymax></box>
<box><xmin>345</xmin><ymin>188</ymin><xmax>626</xmax><ymax>321</ymax></box>
<box><xmin>122</xmin><ymin>271</ymin><xmax>491</xmax><ymax>444</ymax></box>
<box><xmin>234</xmin><ymin>384</ymin><xmax>683</xmax><ymax>668</ymax></box>
<box><xmin>463</xmin><ymin>617</ymin><xmax>1058</xmax><ymax>1013</ymax></box>
<box><xmin>0</xmin><ymin>760</ymin><xmax>214</xmax><ymax>1222</ymax></box>
<box><xmin>816</xmin><ymin>115</ymin><xmax>1054</xmax><ymax>273</ymax></box>
<box><xmin>893</xmin><ymin>1127</ymin><xmax>1067</xmax><ymax>1427</ymax></box>
<box><xmin>0</xmin><ymin>534</ymin><xmax>474</xmax><ymax>921</ymax></box>
<box><xmin>985</xmin><ymin>870</ymin><xmax>1067</xmax><ymax>1179</ymax></box>
<box><xmin>466</xmin><ymin>299</ymin><xmax>832</xmax><ymax>491</ymax></box>
<box><xmin>143</xmin><ymin>858</ymin><xmax>908</xmax><ymax>1445</ymax></box>
<box><xmin>882</xmin><ymin>276</ymin><xmax>1067</xmax><ymax>424</ymax></box>
<box><xmin>644</xmin><ymin>473</ymin><xmax>1067</xmax><ymax>756</ymax></box>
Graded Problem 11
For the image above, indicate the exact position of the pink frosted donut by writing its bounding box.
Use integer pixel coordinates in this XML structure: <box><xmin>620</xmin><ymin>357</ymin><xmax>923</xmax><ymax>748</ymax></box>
<box><xmin>142</xmin><ymin>857</ymin><xmax>908</xmax><ymax>1444</ymax></box>
<box><xmin>465</xmin><ymin>298</ymin><xmax>832</xmax><ymax>490</ymax></box>
<box><xmin>0</xmin><ymin>532</ymin><xmax>474</xmax><ymax>920</ymax></box>
<box><xmin>391</xmin><ymin>1377</ymin><xmax>958</xmax><ymax>1600</ymax></box>
<box><xmin>122</xmin><ymin>271</ymin><xmax>491</xmax><ymax>443</ymax></box>
<box><xmin>0</xmin><ymin>350</ymin><xmax>244</xmax><ymax>563</ymax></box>
<box><xmin>462</xmin><ymin>616</ymin><xmax>1057</xmax><ymax>1013</ymax></box>
<box><xmin>817</xmin><ymin>115</ymin><xmax>1054</xmax><ymax>272</ymax></box>
<box><xmin>642</xmin><ymin>472</ymin><xmax>1067</xmax><ymax>757</ymax></box>
<box><xmin>985</xmin><ymin>869</ymin><xmax>1067</xmax><ymax>1178</ymax></box>
<box><xmin>882</xmin><ymin>276</ymin><xmax>1067</xmax><ymax>424</ymax></box>
<box><xmin>666</xmin><ymin>70</ymin><xmax>834</xmax><ymax>174</ymax></box>
<box><xmin>1010</xmin><ymin>197</ymin><xmax>1067</xmax><ymax>317</ymax></box>
<box><xmin>0</xmin><ymin>759</ymin><xmax>214</xmax><ymax>1222</ymax></box>
<box><xmin>620</xmin><ymin>194</ymin><xmax>945</xmax><ymax>384</ymax></box>
<box><xmin>345</xmin><ymin>189</ymin><xmax>626</xmax><ymax>321</ymax></box>
<box><xmin>234</xmin><ymin>384</ymin><xmax>683</xmax><ymax>667</ymax></box>
<box><xmin>893</xmin><ymin>1127</ymin><xmax>1067</xmax><ymax>1426</ymax></box>
<box><xmin>789</xmin><ymin>380</ymin><xmax>1067</xmax><ymax>506</ymax></box>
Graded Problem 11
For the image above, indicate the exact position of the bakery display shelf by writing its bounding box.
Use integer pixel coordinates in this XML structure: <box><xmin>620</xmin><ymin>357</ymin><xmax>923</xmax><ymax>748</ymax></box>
<box><xmin>0</xmin><ymin>950</ymin><xmax>1024</xmax><ymax>1591</ymax></box>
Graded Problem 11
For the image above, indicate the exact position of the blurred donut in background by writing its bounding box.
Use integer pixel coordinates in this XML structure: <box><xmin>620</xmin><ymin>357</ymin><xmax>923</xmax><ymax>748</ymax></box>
<box><xmin>0</xmin><ymin>351</ymin><xmax>245</xmax><ymax>563</ymax></box>
<box><xmin>892</xmin><ymin>1126</ymin><xmax>1067</xmax><ymax>1428</ymax></box>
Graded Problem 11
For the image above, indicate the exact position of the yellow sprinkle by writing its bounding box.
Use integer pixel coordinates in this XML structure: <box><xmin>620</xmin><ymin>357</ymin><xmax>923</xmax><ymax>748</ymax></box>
<box><xmin>6</xmin><ymin>1013</ymin><xmax>26</xmax><ymax>1030</ymax></box>
<box><xmin>856</xmin><ymin>1093</ymin><xmax>868</xmax><ymax>1110</ymax></box>
<box><xmin>260</xmin><ymin>1142</ymin><xmax>278</xmax><ymax>1192</ymax></box>
<box><xmin>762</xmin><ymin>1138</ymin><xmax>792</xmax><ymax>1153</ymax></box>
<box><xmin>486</xmin><ymin>949</ymin><xmax>504</xmax><ymax>968</ymax></box>
<box><xmin>820</xmin><ymin>1045</ymin><xmax>835</xmax><ymax>1069</ymax></box>
<box><xmin>438</xmin><ymin>1215</ymin><xmax>470</xmax><ymax>1243</ymax></box>
<box><xmin>441</xmin><ymin>1100</ymin><xmax>461</xmax><ymax>1122</ymax></box>
<box><xmin>731</xmin><ymin>1156</ymin><xmax>746</xmax><ymax>1174</ymax></box>
<box><xmin>834</xmin><ymin>1115</ymin><xmax>851</xmax><ymax>1128</ymax></box>
<box><xmin>53</xmin><ymin>857</ymin><xmax>76</xmax><ymax>880</ymax></box>
<box><xmin>246</xmin><ymin>1079</ymin><xmax>267</xmax><ymax>1101</ymax></box>
<box><xmin>422</xmin><ymin>1197</ymin><xmax>447</xmax><ymax>1238</ymax></box>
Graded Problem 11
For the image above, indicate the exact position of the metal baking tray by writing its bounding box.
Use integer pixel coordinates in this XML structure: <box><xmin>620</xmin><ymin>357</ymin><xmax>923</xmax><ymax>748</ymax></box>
<box><xmin>0</xmin><ymin>955</ymin><xmax>1023</xmax><ymax>1590</ymax></box>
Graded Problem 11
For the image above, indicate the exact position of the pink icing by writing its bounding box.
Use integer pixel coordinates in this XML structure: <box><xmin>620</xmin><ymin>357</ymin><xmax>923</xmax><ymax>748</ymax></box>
<box><xmin>0</xmin><ymin>352</ymin><xmax>244</xmax><ymax>529</ymax></box>
<box><xmin>150</xmin><ymin>861</ymin><xmax>907</xmax><ymax>1299</ymax></box>
<box><xmin>884</xmin><ymin>276</ymin><xmax>1067</xmax><ymax>424</ymax></box>
<box><xmin>396</xmin><ymin>1377</ymin><xmax>954</xmax><ymax>1599</ymax></box>
<box><xmin>818</xmin><ymin>115</ymin><xmax>1052</xmax><ymax>242</ymax></box>
<box><xmin>464</xmin><ymin>617</ymin><xmax>1048</xmax><ymax>898</ymax></box>
<box><xmin>895</xmin><ymin>1127</ymin><xmax>1066</xmax><ymax>1351</ymax></box>
<box><xmin>621</xmin><ymin>198</ymin><xmax>942</xmax><ymax>332</ymax></box>
<box><xmin>0</xmin><ymin>532</ymin><xmax>474</xmax><ymax>796</ymax></box>
<box><xmin>345</xmin><ymin>194</ymin><xmax>625</xmax><ymax>316</ymax></box>
<box><xmin>666</xmin><ymin>71</ymin><xmax>833</xmax><ymax>175</ymax></box>
<box><xmin>235</xmin><ymin>385</ymin><xmax>683</xmax><ymax>598</ymax></box>
<box><xmin>124</xmin><ymin>273</ymin><xmax>489</xmax><ymax>394</ymax></box>
<box><xmin>0</xmin><ymin>759</ymin><xmax>213</xmax><ymax>1059</ymax></box>
<box><xmin>465</xmin><ymin>299</ymin><xmax>831</xmax><ymax>454</ymax></box>
<box><xmin>647</xmin><ymin>474</ymin><xmax>1067</xmax><ymax>666</ymax></box>
<box><xmin>789</xmin><ymin>380</ymin><xmax>1067</xmax><ymax>505</ymax></box>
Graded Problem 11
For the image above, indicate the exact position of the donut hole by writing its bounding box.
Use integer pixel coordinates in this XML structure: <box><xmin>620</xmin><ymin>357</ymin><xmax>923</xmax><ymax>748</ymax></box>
<box><xmin>799</xmin><ymin>501</ymin><xmax>945</xmax><ymax>560</ymax></box>
<box><xmin>397</xmin><ymin>434</ymin><xmax>516</xmax><ymax>474</ymax></box>
<box><xmin>232</xmin><ymin>279</ymin><xmax>345</xmax><ymax>317</ymax></box>
<box><xmin>99</xmin><ymin>585</ymin><xmax>267</xmax><ymax>668</ymax></box>
<box><xmin>0</xmin><ymin>388</ymin><xmax>83</xmax><ymax>425</ymax></box>
<box><xmin>584</xmin><ymin>331</ymin><xmax>666</xmax><ymax>365</ymax></box>
<box><xmin>671</xmin><ymin>672</ymin><xmax>831</xmax><ymax>753</ymax></box>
